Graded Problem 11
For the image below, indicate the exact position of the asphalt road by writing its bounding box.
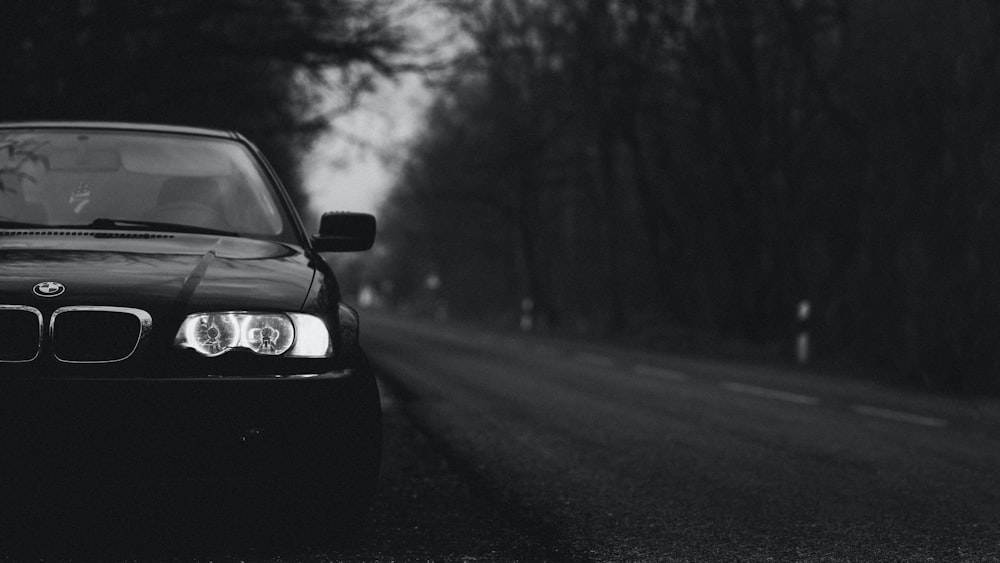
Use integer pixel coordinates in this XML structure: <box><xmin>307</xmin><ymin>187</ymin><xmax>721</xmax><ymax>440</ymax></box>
<box><xmin>2</xmin><ymin>312</ymin><xmax>998</xmax><ymax>561</ymax></box>
<box><xmin>362</xmin><ymin>312</ymin><xmax>1000</xmax><ymax>561</ymax></box>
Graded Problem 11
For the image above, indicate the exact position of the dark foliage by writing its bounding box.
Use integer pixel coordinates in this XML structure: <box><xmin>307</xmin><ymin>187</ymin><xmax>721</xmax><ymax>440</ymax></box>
<box><xmin>378</xmin><ymin>0</ymin><xmax>1000</xmax><ymax>392</ymax></box>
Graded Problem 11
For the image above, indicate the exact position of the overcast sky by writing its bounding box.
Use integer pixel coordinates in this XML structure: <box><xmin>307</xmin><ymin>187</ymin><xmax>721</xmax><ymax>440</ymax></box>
<box><xmin>300</xmin><ymin>2</ymin><xmax>460</xmax><ymax>222</ymax></box>
<box><xmin>300</xmin><ymin>72</ymin><xmax>429</xmax><ymax>220</ymax></box>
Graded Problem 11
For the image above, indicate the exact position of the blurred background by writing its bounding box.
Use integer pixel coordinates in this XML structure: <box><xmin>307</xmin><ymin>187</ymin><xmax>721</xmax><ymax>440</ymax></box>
<box><xmin>4</xmin><ymin>0</ymin><xmax>1000</xmax><ymax>394</ymax></box>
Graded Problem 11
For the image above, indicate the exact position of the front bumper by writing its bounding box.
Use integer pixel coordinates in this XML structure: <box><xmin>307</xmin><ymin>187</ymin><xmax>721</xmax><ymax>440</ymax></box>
<box><xmin>0</xmin><ymin>369</ymin><xmax>382</xmax><ymax>499</ymax></box>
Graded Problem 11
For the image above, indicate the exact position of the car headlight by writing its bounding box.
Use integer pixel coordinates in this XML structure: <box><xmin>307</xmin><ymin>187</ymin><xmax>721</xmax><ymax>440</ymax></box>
<box><xmin>175</xmin><ymin>312</ymin><xmax>332</xmax><ymax>358</ymax></box>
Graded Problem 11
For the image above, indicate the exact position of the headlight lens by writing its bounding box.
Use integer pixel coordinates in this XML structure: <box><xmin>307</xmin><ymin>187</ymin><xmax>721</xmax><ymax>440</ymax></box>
<box><xmin>243</xmin><ymin>314</ymin><xmax>294</xmax><ymax>355</ymax></box>
<box><xmin>183</xmin><ymin>313</ymin><xmax>240</xmax><ymax>357</ymax></box>
<box><xmin>286</xmin><ymin>313</ymin><xmax>332</xmax><ymax>357</ymax></box>
<box><xmin>175</xmin><ymin>312</ymin><xmax>332</xmax><ymax>358</ymax></box>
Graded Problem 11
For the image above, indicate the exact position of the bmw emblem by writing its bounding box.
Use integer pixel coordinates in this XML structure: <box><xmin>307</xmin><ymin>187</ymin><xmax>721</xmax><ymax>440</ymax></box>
<box><xmin>32</xmin><ymin>281</ymin><xmax>66</xmax><ymax>298</ymax></box>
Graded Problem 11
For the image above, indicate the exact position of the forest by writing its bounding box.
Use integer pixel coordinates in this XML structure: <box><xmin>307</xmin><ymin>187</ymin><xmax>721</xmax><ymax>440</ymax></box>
<box><xmin>2</xmin><ymin>0</ymin><xmax>999</xmax><ymax>392</ymax></box>
<box><xmin>373</xmin><ymin>0</ymin><xmax>1000</xmax><ymax>392</ymax></box>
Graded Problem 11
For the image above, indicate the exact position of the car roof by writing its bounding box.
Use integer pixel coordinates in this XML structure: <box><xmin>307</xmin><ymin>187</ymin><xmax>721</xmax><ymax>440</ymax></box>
<box><xmin>0</xmin><ymin>121</ymin><xmax>238</xmax><ymax>139</ymax></box>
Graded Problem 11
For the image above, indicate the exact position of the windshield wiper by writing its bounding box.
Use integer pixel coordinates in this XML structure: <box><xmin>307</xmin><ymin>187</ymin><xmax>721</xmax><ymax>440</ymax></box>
<box><xmin>0</xmin><ymin>218</ymin><xmax>49</xmax><ymax>228</ymax></box>
<box><xmin>87</xmin><ymin>218</ymin><xmax>239</xmax><ymax>237</ymax></box>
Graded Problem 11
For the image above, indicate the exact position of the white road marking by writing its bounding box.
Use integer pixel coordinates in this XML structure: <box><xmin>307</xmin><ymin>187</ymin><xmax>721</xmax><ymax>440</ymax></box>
<box><xmin>632</xmin><ymin>364</ymin><xmax>689</xmax><ymax>382</ymax></box>
<box><xmin>575</xmin><ymin>353</ymin><xmax>616</xmax><ymax>367</ymax></box>
<box><xmin>850</xmin><ymin>404</ymin><xmax>949</xmax><ymax>428</ymax></box>
<box><xmin>721</xmin><ymin>382</ymin><xmax>821</xmax><ymax>405</ymax></box>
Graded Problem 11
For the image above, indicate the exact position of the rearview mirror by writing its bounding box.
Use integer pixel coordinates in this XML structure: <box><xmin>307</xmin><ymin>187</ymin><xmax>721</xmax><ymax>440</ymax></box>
<box><xmin>312</xmin><ymin>212</ymin><xmax>376</xmax><ymax>252</ymax></box>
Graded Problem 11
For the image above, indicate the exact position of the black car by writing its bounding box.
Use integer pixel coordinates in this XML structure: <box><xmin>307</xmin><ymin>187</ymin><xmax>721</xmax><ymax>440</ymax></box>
<box><xmin>0</xmin><ymin>122</ymin><xmax>381</xmax><ymax>535</ymax></box>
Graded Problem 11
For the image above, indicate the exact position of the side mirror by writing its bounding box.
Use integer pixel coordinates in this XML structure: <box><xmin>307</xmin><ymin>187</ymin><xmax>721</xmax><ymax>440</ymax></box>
<box><xmin>311</xmin><ymin>212</ymin><xmax>376</xmax><ymax>252</ymax></box>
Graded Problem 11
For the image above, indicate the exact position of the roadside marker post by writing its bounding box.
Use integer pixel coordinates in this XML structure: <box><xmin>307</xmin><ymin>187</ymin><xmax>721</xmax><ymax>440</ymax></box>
<box><xmin>520</xmin><ymin>297</ymin><xmax>533</xmax><ymax>332</ymax></box>
<box><xmin>796</xmin><ymin>300</ymin><xmax>811</xmax><ymax>365</ymax></box>
<box><xmin>795</xmin><ymin>299</ymin><xmax>812</xmax><ymax>366</ymax></box>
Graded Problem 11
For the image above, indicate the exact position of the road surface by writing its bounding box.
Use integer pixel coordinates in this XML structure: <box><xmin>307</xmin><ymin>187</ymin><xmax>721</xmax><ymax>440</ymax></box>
<box><xmin>362</xmin><ymin>312</ymin><xmax>1000</xmax><ymax>561</ymax></box>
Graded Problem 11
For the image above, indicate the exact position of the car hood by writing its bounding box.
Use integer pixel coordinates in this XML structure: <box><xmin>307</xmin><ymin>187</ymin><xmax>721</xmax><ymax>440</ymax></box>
<box><xmin>0</xmin><ymin>232</ymin><xmax>317</xmax><ymax>315</ymax></box>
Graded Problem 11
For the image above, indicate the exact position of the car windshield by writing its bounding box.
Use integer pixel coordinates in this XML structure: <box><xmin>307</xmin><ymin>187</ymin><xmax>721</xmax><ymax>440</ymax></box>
<box><xmin>0</xmin><ymin>129</ymin><xmax>291</xmax><ymax>240</ymax></box>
